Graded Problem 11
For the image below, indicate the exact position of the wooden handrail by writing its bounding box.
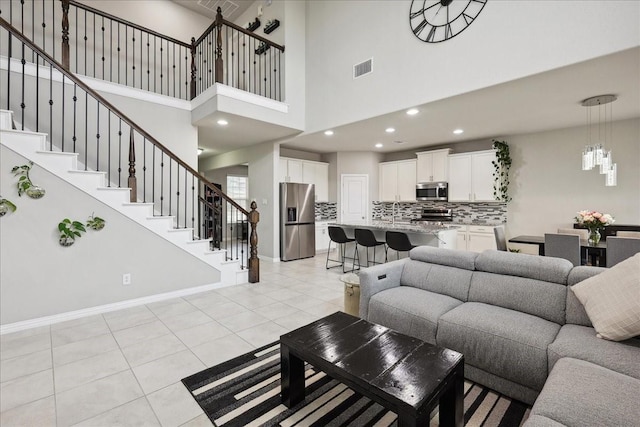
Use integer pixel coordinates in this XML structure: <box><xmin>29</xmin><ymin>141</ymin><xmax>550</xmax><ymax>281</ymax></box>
<box><xmin>68</xmin><ymin>0</ymin><xmax>192</xmax><ymax>49</ymax></box>
<box><xmin>194</xmin><ymin>7</ymin><xmax>285</xmax><ymax>52</ymax></box>
<box><xmin>0</xmin><ymin>17</ymin><xmax>248</xmax><ymax>215</ymax></box>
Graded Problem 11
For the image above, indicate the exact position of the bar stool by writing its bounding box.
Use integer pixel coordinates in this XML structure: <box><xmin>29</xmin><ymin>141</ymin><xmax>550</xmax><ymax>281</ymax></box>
<box><xmin>326</xmin><ymin>226</ymin><xmax>356</xmax><ymax>273</ymax></box>
<box><xmin>385</xmin><ymin>231</ymin><xmax>416</xmax><ymax>261</ymax></box>
<box><xmin>353</xmin><ymin>228</ymin><xmax>387</xmax><ymax>270</ymax></box>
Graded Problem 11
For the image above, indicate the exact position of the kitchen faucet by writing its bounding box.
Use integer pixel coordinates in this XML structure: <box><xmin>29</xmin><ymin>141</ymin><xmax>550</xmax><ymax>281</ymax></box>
<box><xmin>392</xmin><ymin>201</ymin><xmax>399</xmax><ymax>225</ymax></box>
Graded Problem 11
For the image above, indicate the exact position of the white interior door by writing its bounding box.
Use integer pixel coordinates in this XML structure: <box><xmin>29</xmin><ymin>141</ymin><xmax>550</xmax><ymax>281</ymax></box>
<box><xmin>341</xmin><ymin>174</ymin><xmax>369</xmax><ymax>224</ymax></box>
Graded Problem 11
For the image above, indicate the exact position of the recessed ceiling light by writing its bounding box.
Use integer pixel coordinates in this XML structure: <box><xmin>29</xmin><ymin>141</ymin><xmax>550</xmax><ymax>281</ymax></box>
<box><xmin>217</xmin><ymin>119</ymin><xmax>228</xmax><ymax>126</ymax></box>
<box><xmin>324</xmin><ymin>130</ymin><xmax>334</xmax><ymax>136</ymax></box>
<box><xmin>406</xmin><ymin>108</ymin><xmax>419</xmax><ymax>116</ymax></box>
<box><xmin>453</xmin><ymin>129</ymin><xmax>464</xmax><ymax>135</ymax></box>
<box><xmin>197</xmin><ymin>148</ymin><xmax>204</xmax><ymax>156</ymax></box>
<box><xmin>393</xmin><ymin>141</ymin><xmax>405</xmax><ymax>144</ymax></box>
<box><xmin>375</xmin><ymin>143</ymin><xmax>383</xmax><ymax>148</ymax></box>
<box><xmin>385</xmin><ymin>127</ymin><xmax>395</xmax><ymax>133</ymax></box>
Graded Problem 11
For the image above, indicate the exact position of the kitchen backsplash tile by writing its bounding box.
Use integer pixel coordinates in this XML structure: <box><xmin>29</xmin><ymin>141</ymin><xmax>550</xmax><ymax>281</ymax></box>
<box><xmin>372</xmin><ymin>201</ymin><xmax>507</xmax><ymax>224</ymax></box>
<box><xmin>315</xmin><ymin>202</ymin><xmax>337</xmax><ymax>221</ymax></box>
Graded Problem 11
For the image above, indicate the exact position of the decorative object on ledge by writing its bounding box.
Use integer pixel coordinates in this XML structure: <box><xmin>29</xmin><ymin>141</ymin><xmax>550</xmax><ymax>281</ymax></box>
<box><xmin>58</xmin><ymin>218</ymin><xmax>87</xmax><ymax>247</ymax></box>
<box><xmin>11</xmin><ymin>162</ymin><xmax>45</xmax><ymax>199</ymax></box>
<box><xmin>0</xmin><ymin>196</ymin><xmax>17</xmax><ymax>217</ymax></box>
<box><xmin>491</xmin><ymin>140</ymin><xmax>512</xmax><ymax>203</ymax></box>
<box><xmin>581</xmin><ymin>94</ymin><xmax>618</xmax><ymax>186</ymax></box>
<box><xmin>255</xmin><ymin>42</ymin><xmax>270</xmax><ymax>55</ymax></box>
<box><xmin>86</xmin><ymin>213</ymin><xmax>106</xmax><ymax>231</ymax></box>
<box><xmin>246</xmin><ymin>18</ymin><xmax>261</xmax><ymax>32</ymax></box>
<box><xmin>264</xmin><ymin>19</ymin><xmax>280</xmax><ymax>34</ymax></box>
<box><xmin>575</xmin><ymin>210</ymin><xmax>615</xmax><ymax>246</ymax></box>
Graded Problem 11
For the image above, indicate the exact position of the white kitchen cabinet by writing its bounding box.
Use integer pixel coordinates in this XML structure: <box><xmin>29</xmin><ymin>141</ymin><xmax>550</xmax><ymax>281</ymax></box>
<box><xmin>281</xmin><ymin>157</ymin><xmax>329</xmax><ymax>201</ymax></box>
<box><xmin>315</xmin><ymin>222</ymin><xmax>331</xmax><ymax>253</ymax></box>
<box><xmin>416</xmin><ymin>149</ymin><xmax>451</xmax><ymax>183</ymax></box>
<box><xmin>448</xmin><ymin>150</ymin><xmax>496</xmax><ymax>202</ymax></box>
<box><xmin>456</xmin><ymin>225</ymin><xmax>498</xmax><ymax>252</ymax></box>
<box><xmin>379</xmin><ymin>159</ymin><xmax>417</xmax><ymax>202</ymax></box>
<box><xmin>280</xmin><ymin>158</ymin><xmax>303</xmax><ymax>183</ymax></box>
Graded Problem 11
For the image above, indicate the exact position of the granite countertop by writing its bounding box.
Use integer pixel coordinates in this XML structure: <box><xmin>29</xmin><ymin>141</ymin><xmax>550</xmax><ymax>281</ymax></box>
<box><xmin>330</xmin><ymin>220</ymin><xmax>461</xmax><ymax>233</ymax></box>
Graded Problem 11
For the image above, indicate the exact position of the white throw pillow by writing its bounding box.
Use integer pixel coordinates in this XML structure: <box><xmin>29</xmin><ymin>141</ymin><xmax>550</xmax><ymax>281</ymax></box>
<box><xmin>571</xmin><ymin>252</ymin><xmax>640</xmax><ymax>341</ymax></box>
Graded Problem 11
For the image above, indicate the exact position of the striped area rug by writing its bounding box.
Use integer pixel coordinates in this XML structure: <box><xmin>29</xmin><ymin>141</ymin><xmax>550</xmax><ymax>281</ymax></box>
<box><xmin>182</xmin><ymin>342</ymin><xmax>531</xmax><ymax>427</ymax></box>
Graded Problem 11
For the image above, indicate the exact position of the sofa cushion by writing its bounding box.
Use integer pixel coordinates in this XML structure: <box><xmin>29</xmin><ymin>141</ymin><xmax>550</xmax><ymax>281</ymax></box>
<box><xmin>565</xmin><ymin>266</ymin><xmax>605</xmax><ymax>327</ymax></box>
<box><xmin>522</xmin><ymin>415</ymin><xmax>566</xmax><ymax>427</ymax></box>
<box><xmin>468</xmin><ymin>272</ymin><xmax>567</xmax><ymax>324</ymax></box>
<box><xmin>400</xmin><ymin>260</ymin><xmax>473</xmax><ymax>302</ymax></box>
<box><xmin>571</xmin><ymin>253</ymin><xmax>640</xmax><ymax>341</ymax></box>
<box><xmin>368</xmin><ymin>287</ymin><xmax>462</xmax><ymax>345</ymax></box>
<box><xmin>475</xmin><ymin>250</ymin><xmax>572</xmax><ymax>285</ymax></box>
<box><xmin>547</xmin><ymin>324</ymin><xmax>640</xmax><ymax>380</ymax></box>
<box><xmin>437</xmin><ymin>302</ymin><xmax>560</xmax><ymax>391</ymax></box>
<box><xmin>409</xmin><ymin>246</ymin><xmax>478</xmax><ymax>270</ymax></box>
<box><xmin>528</xmin><ymin>358</ymin><xmax>640</xmax><ymax>427</ymax></box>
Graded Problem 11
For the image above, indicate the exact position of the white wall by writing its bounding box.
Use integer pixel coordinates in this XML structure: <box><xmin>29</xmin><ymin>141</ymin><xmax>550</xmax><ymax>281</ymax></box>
<box><xmin>0</xmin><ymin>146</ymin><xmax>220</xmax><ymax>325</ymax></box>
<box><xmin>506</xmin><ymin>118</ymin><xmax>640</xmax><ymax>253</ymax></box>
<box><xmin>304</xmin><ymin>0</ymin><xmax>640</xmax><ymax>133</ymax></box>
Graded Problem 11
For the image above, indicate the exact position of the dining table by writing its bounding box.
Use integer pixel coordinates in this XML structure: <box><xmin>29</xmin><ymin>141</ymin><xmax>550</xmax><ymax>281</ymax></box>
<box><xmin>508</xmin><ymin>235</ymin><xmax>607</xmax><ymax>266</ymax></box>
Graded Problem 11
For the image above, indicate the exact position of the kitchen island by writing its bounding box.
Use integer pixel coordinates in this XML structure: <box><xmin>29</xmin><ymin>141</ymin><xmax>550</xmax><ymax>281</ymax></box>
<box><xmin>329</xmin><ymin>220</ymin><xmax>459</xmax><ymax>265</ymax></box>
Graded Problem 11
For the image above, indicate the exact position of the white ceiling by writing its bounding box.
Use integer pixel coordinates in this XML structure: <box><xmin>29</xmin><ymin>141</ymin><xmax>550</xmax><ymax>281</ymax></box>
<box><xmin>171</xmin><ymin>0</ymin><xmax>254</xmax><ymax>22</ymax></box>
<box><xmin>281</xmin><ymin>47</ymin><xmax>640</xmax><ymax>154</ymax></box>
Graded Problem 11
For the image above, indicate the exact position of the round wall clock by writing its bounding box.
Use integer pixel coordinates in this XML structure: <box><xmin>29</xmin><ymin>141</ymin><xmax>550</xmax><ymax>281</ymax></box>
<box><xmin>409</xmin><ymin>0</ymin><xmax>487</xmax><ymax>43</ymax></box>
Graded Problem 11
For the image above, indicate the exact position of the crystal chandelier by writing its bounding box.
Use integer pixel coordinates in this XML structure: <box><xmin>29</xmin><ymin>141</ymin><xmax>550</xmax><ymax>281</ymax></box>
<box><xmin>581</xmin><ymin>95</ymin><xmax>617</xmax><ymax>186</ymax></box>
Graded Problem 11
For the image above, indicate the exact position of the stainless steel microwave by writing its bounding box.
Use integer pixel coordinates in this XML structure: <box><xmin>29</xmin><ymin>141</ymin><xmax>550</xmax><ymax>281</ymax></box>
<box><xmin>416</xmin><ymin>182</ymin><xmax>448</xmax><ymax>201</ymax></box>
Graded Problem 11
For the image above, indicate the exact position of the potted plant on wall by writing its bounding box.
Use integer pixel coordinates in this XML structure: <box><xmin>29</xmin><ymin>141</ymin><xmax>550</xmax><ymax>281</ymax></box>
<box><xmin>58</xmin><ymin>218</ymin><xmax>86</xmax><ymax>247</ymax></box>
<box><xmin>491</xmin><ymin>140</ymin><xmax>512</xmax><ymax>202</ymax></box>
<box><xmin>86</xmin><ymin>213</ymin><xmax>106</xmax><ymax>230</ymax></box>
<box><xmin>11</xmin><ymin>162</ymin><xmax>46</xmax><ymax>199</ymax></box>
<box><xmin>0</xmin><ymin>196</ymin><xmax>17</xmax><ymax>217</ymax></box>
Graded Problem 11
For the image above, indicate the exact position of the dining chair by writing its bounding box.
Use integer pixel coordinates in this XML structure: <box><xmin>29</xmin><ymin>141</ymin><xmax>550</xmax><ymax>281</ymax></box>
<box><xmin>606</xmin><ymin>237</ymin><xmax>640</xmax><ymax>267</ymax></box>
<box><xmin>557</xmin><ymin>228</ymin><xmax>589</xmax><ymax>240</ymax></box>
<box><xmin>616</xmin><ymin>231</ymin><xmax>640</xmax><ymax>239</ymax></box>
<box><xmin>545</xmin><ymin>233</ymin><xmax>581</xmax><ymax>266</ymax></box>
<box><xmin>494</xmin><ymin>225</ymin><xmax>508</xmax><ymax>251</ymax></box>
<box><xmin>557</xmin><ymin>228</ymin><xmax>589</xmax><ymax>264</ymax></box>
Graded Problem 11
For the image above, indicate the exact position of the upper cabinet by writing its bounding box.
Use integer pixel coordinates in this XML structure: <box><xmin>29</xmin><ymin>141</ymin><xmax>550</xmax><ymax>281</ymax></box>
<box><xmin>448</xmin><ymin>151</ymin><xmax>496</xmax><ymax>202</ymax></box>
<box><xmin>280</xmin><ymin>157</ymin><xmax>329</xmax><ymax>202</ymax></box>
<box><xmin>379</xmin><ymin>159</ymin><xmax>417</xmax><ymax>202</ymax></box>
<box><xmin>416</xmin><ymin>149</ymin><xmax>451</xmax><ymax>183</ymax></box>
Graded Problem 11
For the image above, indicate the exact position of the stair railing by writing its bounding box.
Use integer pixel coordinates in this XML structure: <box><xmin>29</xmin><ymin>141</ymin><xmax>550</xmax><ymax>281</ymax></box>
<box><xmin>0</xmin><ymin>0</ymin><xmax>285</xmax><ymax>102</ymax></box>
<box><xmin>192</xmin><ymin>7</ymin><xmax>285</xmax><ymax>101</ymax></box>
<box><xmin>0</xmin><ymin>17</ymin><xmax>260</xmax><ymax>282</ymax></box>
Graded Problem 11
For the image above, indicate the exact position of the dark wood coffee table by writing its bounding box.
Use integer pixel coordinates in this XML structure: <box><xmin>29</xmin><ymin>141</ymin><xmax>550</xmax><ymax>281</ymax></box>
<box><xmin>279</xmin><ymin>311</ymin><xmax>464</xmax><ymax>427</ymax></box>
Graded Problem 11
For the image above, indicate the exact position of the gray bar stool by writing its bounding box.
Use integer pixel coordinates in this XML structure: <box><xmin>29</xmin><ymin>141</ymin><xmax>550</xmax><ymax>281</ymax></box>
<box><xmin>353</xmin><ymin>228</ymin><xmax>387</xmax><ymax>270</ymax></box>
<box><xmin>326</xmin><ymin>226</ymin><xmax>356</xmax><ymax>273</ymax></box>
<box><xmin>385</xmin><ymin>231</ymin><xmax>416</xmax><ymax>261</ymax></box>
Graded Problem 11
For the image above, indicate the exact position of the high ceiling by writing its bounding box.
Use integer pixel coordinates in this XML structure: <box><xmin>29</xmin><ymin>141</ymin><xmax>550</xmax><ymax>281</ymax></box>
<box><xmin>171</xmin><ymin>0</ymin><xmax>254</xmax><ymax>22</ymax></box>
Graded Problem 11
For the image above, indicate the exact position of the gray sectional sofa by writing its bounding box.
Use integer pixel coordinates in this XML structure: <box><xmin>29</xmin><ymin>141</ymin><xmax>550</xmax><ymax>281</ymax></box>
<box><xmin>359</xmin><ymin>247</ymin><xmax>640</xmax><ymax>426</ymax></box>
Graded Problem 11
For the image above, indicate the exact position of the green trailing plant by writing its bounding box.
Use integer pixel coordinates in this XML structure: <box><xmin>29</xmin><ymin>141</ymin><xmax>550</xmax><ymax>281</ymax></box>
<box><xmin>491</xmin><ymin>140</ymin><xmax>512</xmax><ymax>202</ymax></box>
<box><xmin>11</xmin><ymin>162</ymin><xmax>45</xmax><ymax>198</ymax></box>
<box><xmin>0</xmin><ymin>196</ymin><xmax>17</xmax><ymax>217</ymax></box>
<box><xmin>86</xmin><ymin>213</ymin><xmax>106</xmax><ymax>230</ymax></box>
<box><xmin>58</xmin><ymin>218</ymin><xmax>86</xmax><ymax>247</ymax></box>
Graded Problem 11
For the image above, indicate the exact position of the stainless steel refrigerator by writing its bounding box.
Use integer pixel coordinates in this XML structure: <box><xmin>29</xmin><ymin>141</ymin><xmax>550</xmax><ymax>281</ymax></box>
<box><xmin>280</xmin><ymin>183</ymin><xmax>315</xmax><ymax>261</ymax></box>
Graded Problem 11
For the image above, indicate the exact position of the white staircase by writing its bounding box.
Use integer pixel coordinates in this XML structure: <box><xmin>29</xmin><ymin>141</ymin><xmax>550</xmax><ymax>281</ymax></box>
<box><xmin>0</xmin><ymin>109</ymin><xmax>248</xmax><ymax>286</ymax></box>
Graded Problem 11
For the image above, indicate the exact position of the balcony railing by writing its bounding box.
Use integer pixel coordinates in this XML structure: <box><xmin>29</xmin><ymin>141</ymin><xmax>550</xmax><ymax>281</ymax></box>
<box><xmin>0</xmin><ymin>0</ymin><xmax>285</xmax><ymax>101</ymax></box>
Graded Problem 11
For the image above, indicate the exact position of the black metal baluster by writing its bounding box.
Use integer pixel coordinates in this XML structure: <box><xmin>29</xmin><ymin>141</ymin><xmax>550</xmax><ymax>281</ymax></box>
<box><xmin>35</xmin><ymin>50</ymin><xmax>39</xmax><ymax>131</ymax></box>
<box><xmin>74</xmin><ymin>7</ymin><xmax>77</xmax><ymax>72</ymax></box>
<box><xmin>184</xmin><ymin>169</ymin><xmax>187</xmax><ymax>229</ymax></box>
<box><xmin>176</xmin><ymin>165</ymin><xmax>180</xmax><ymax>227</ymax></box>
<box><xmin>152</xmin><ymin>146</ymin><xmax>155</xmax><ymax>205</ymax></box>
<box><xmin>72</xmin><ymin>84</ymin><xmax>77</xmax><ymax>151</ymax></box>
<box><xmin>96</xmin><ymin>101</ymin><xmax>100</xmax><ymax>170</ymax></box>
<box><xmin>125</xmin><ymin>26</ymin><xmax>127</xmax><ymax>86</ymax></box>
<box><xmin>160</xmin><ymin>152</ymin><xmax>164</xmax><ymax>215</ymax></box>
<box><xmin>153</xmin><ymin>36</ymin><xmax>156</xmax><ymax>92</ymax></box>
<box><xmin>110</xmin><ymin>21</ymin><xmax>112</xmax><ymax>82</ymax></box>
<box><xmin>20</xmin><ymin>41</ymin><xmax>24</xmax><ymax>130</ymax></box>
<box><xmin>49</xmin><ymin>63</ymin><xmax>52</xmax><ymax>149</ymax></box>
<box><xmin>6</xmin><ymin>32</ymin><xmax>11</xmax><ymax>110</ymax></box>
<box><xmin>172</xmin><ymin>44</ymin><xmax>175</xmax><ymax>97</ymax></box>
<box><xmin>168</xmin><ymin>159</ymin><xmax>172</xmax><ymax>221</ymax></box>
<box><xmin>191</xmin><ymin>175</ymin><xmax>195</xmax><ymax>232</ymax></box>
<box><xmin>117</xmin><ymin>22</ymin><xmax>120</xmax><ymax>83</ymax></box>
<box><xmin>142</xmin><ymin>137</ymin><xmax>146</xmax><ymax>202</ymax></box>
<box><xmin>108</xmin><ymin>112</ymin><xmax>111</xmax><ymax>185</ymax></box>
<box><xmin>118</xmin><ymin>119</ymin><xmax>122</xmax><ymax>186</ymax></box>
<box><xmin>83</xmin><ymin>9</ymin><xmax>86</xmax><ymax>76</ymax></box>
<box><xmin>92</xmin><ymin>13</ymin><xmax>95</xmax><ymax>76</ymax></box>
<box><xmin>160</xmin><ymin>39</ymin><xmax>163</xmax><ymax>95</ymax></box>
<box><xmin>101</xmin><ymin>17</ymin><xmax>104</xmax><ymax>80</ymax></box>
<box><xmin>131</xmin><ymin>28</ymin><xmax>135</xmax><ymax>88</ymax></box>
<box><xmin>147</xmin><ymin>33</ymin><xmax>150</xmax><ymax>91</ymax></box>
<box><xmin>140</xmin><ymin>30</ymin><xmax>143</xmax><ymax>89</ymax></box>
<box><xmin>84</xmin><ymin>92</ymin><xmax>88</xmax><ymax>169</ymax></box>
<box><xmin>51</xmin><ymin>0</ymin><xmax>54</xmax><ymax>60</ymax></box>
<box><xmin>61</xmin><ymin>74</ymin><xmax>65</xmax><ymax>150</ymax></box>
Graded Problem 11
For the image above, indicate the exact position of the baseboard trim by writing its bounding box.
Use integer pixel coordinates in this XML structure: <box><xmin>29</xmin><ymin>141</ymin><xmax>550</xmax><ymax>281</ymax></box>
<box><xmin>0</xmin><ymin>281</ymin><xmax>234</xmax><ymax>335</ymax></box>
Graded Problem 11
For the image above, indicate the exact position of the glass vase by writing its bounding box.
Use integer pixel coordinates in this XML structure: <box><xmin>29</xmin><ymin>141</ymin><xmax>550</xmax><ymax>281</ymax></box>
<box><xmin>25</xmin><ymin>185</ymin><xmax>45</xmax><ymax>199</ymax></box>
<box><xmin>588</xmin><ymin>229</ymin><xmax>601</xmax><ymax>246</ymax></box>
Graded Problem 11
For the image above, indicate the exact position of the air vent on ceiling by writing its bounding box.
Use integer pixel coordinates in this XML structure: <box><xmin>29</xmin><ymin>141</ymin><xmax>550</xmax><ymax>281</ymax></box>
<box><xmin>197</xmin><ymin>0</ymin><xmax>239</xmax><ymax>17</ymax></box>
<box><xmin>353</xmin><ymin>58</ymin><xmax>373</xmax><ymax>79</ymax></box>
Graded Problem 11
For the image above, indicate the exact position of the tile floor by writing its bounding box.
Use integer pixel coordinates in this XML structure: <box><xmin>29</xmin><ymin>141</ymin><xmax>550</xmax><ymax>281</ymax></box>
<box><xmin>0</xmin><ymin>255</ymin><xmax>351</xmax><ymax>427</ymax></box>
